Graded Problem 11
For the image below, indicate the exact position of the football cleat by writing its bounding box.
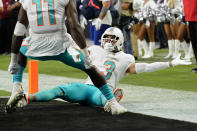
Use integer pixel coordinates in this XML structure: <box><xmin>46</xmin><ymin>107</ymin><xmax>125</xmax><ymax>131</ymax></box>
<box><xmin>5</xmin><ymin>92</ymin><xmax>23</xmax><ymax>113</ymax></box>
<box><xmin>5</xmin><ymin>83</ymin><xmax>24</xmax><ymax>113</ymax></box>
<box><xmin>17</xmin><ymin>93</ymin><xmax>28</xmax><ymax>108</ymax></box>
<box><xmin>113</xmin><ymin>88</ymin><xmax>123</xmax><ymax>103</ymax></box>
<box><xmin>104</xmin><ymin>97</ymin><xmax>127</xmax><ymax>115</ymax></box>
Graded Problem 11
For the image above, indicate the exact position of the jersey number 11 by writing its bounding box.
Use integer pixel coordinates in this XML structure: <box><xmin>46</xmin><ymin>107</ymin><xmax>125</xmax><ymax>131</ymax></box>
<box><xmin>33</xmin><ymin>0</ymin><xmax>56</xmax><ymax>26</ymax></box>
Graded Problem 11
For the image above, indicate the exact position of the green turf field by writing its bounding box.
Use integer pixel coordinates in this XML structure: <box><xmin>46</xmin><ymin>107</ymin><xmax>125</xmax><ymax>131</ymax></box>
<box><xmin>0</xmin><ymin>90</ymin><xmax>10</xmax><ymax>96</ymax></box>
<box><xmin>0</xmin><ymin>49</ymin><xmax>196</xmax><ymax>96</ymax></box>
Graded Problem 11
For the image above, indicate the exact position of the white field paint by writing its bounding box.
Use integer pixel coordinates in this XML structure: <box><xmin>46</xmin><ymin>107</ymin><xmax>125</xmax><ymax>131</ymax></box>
<box><xmin>0</xmin><ymin>70</ymin><xmax>197</xmax><ymax>123</ymax></box>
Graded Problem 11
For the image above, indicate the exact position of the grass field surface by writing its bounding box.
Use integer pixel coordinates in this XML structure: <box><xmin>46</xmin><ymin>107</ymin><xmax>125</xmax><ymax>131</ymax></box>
<box><xmin>0</xmin><ymin>90</ymin><xmax>10</xmax><ymax>96</ymax></box>
<box><xmin>0</xmin><ymin>49</ymin><xmax>196</xmax><ymax>96</ymax></box>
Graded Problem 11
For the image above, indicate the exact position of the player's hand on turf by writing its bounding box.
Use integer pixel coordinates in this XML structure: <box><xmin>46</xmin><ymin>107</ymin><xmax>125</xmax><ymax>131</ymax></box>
<box><xmin>8</xmin><ymin>63</ymin><xmax>20</xmax><ymax>74</ymax></box>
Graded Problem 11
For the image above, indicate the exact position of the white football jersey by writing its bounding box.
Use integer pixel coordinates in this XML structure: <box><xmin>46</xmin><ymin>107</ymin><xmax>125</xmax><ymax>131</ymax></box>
<box><xmin>85</xmin><ymin>46</ymin><xmax>135</xmax><ymax>91</ymax></box>
<box><xmin>21</xmin><ymin>0</ymin><xmax>69</xmax><ymax>34</ymax></box>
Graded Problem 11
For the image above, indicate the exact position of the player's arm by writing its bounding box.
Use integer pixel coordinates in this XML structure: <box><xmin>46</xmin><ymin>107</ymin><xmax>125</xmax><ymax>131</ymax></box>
<box><xmin>7</xmin><ymin>2</ymin><xmax>21</xmax><ymax>12</ymax></box>
<box><xmin>127</xmin><ymin>62</ymin><xmax>171</xmax><ymax>74</ymax></box>
<box><xmin>65</xmin><ymin>0</ymin><xmax>87</xmax><ymax>49</ymax></box>
<box><xmin>95</xmin><ymin>0</ymin><xmax>110</xmax><ymax>30</ymax></box>
<box><xmin>8</xmin><ymin>6</ymin><xmax>28</xmax><ymax>74</ymax></box>
<box><xmin>65</xmin><ymin>0</ymin><xmax>92</xmax><ymax>69</ymax></box>
<box><xmin>11</xmin><ymin>6</ymin><xmax>28</xmax><ymax>54</ymax></box>
<box><xmin>99</xmin><ymin>0</ymin><xmax>111</xmax><ymax>20</ymax></box>
<box><xmin>126</xmin><ymin>59</ymin><xmax>191</xmax><ymax>74</ymax></box>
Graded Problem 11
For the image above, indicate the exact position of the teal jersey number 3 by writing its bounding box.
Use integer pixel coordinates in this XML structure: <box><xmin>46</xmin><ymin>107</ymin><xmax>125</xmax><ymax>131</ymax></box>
<box><xmin>103</xmin><ymin>61</ymin><xmax>116</xmax><ymax>80</ymax></box>
<box><xmin>33</xmin><ymin>0</ymin><xmax>56</xmax><ymax>26</ymax></box>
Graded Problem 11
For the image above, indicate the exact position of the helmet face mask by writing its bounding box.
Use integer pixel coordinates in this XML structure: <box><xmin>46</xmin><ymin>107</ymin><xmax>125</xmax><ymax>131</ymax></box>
<box><xmin>102</xmin><ymin>35</ymin><xmax>118</xmax><ymax>52</ymax></box>
<box><xmin>101</xmin><ymin>27</ymin><xmax>124</xmax><ymax>52</ymax></box>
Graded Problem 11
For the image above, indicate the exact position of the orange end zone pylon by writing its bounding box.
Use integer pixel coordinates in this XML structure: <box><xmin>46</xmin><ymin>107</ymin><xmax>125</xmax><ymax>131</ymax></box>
<box><xmin>28</xmin><ymin>60</ymin><xmax>39</xmax><ymax>94</ymax></box>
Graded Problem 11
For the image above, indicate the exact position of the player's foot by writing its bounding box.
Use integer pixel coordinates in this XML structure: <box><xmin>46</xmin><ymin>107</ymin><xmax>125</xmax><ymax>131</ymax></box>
<box><xmin>17</xmin><ymin>93</ymin><xmax>29</xmax><ymax>108</ymax></box>
<box><xmin>142</xmin><ymin>53</ymin><xmax>153</xmax><ymax>59</ymax></box>
<box><xmin>113</xmin><ymin>88</ymin><xmax>123</xmax><ymax>102</ymax></box>
<box><xmin>5</xmin><ymin>83</ymin><xmax>24</xmax><ymax>113</ymax></box>
<box><xmin>104</xmin><ymin>97</ymin><xmax>127</xmax><ymax>115</ymax></box>
<box><xmin>164</xmin><ymin>53</ymin><xmax>173</xmax><ymax>58</ymax></box>
<box><xmin>172</xmin><ymin>53</ymin><xmax>181</xmax><ymax>59</ymax></box>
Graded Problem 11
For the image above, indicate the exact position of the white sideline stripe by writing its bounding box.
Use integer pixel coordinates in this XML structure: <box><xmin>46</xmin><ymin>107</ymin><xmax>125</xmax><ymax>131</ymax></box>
<box><xmin>0</xmin><ymin>70</ymin><xmax>197</xmax><ymax>123</ymax></box>
<box><xmin>0</xmin><ymin>96</ymin><xmax>9</xmax><ymax>98</ymax></box>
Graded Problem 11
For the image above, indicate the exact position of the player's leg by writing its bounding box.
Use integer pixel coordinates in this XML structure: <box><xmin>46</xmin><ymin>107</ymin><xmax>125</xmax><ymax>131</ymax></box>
<box><xmin>146</xmin><ymin>22</ymin><xmax>156</xmax><ymax>58</ymax></box>
<box><xmin>137</xmin><ymin>23</ymin><xmax>149</xmax><ymax>57</ymax></box>
<box><xmin>170</xmin><ymin>24</ymin><xmax>179</xmax><ymax>58</ymax></box>
<box><xmin>133</xmin><ymin>24</ymin><xmax>142</xmax><ymax>57</ymax></box>
<box><xmin>185</xmin><ymin>24</ymin><xmax>194</xmax><ymax>60</ymax></box>
<box><xmin>5</xmin><ymin>43</ymin><xmax>46</xmax><ymax>112</ymax></box>
<box><xmin>59</xmin><ymin>83</ymin><xmax>106</xmax><ymax>107</ymax></box>
<box><xmin>120</xmin><ymin>21</ymin><xmax>132</xmax><ymax>55</ymax></box>
<box><xmin>177</xmin><ymin>24</ymin><xmax>188</xmax><ymax>59</ymax></box>
<box><xmin>59</xmin><ymin>83</ymin><xmax>123</xmax><ymax>107</ymax></box>
<box><xmin>28</xmin><ymin>87</ymin><xmax>65</xmax><ymax>102</ymax></box>
<box><xmin>5</xmin><ymin>49</ymin><xmax>27</xmax><ymax>113</ymax></box>
<box><xmin>13</xmin><ymin>45</ymin><xmax>29</xmax><ymax>86</ymax></box>
<box><xmin>18</xmin><ymin>83</ymin><xmax>107</xmax><ymax>107</ymax></box>
<box><xmin>164</xmin><ymin>23</ymin><xmax>174</xmax><ymax>58</ymax></box>
<box><xmin>17</xmin><ymin>84</ymin><xmax>67</xmax><ymax>107</ymax></box>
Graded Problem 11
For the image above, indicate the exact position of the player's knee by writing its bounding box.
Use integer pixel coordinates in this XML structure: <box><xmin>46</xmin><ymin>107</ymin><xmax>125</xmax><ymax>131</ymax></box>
<box><xmin>54</xmin><ymin>85</ymin><xmax>66</xmax><ymax>97</ymax></box>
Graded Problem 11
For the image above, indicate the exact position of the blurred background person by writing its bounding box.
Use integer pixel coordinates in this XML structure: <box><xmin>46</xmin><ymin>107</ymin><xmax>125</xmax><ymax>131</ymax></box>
<box><xmin>132</xmin><ymin>0</ymin><xmax>143</xmax><ymax>58</ymax></box>
<box><xmin>137</xmin><ymin>0</ymin><xmax>157</xmax><ymax>59</ymax></box>
<box><xmin>119</xmin><ymin>0</ymin><xmax>133</xmax><ymax>55</ymax></box>
<box><xmin>0</xmin><ymin>0</ymin><xmax>3</xmax><ymax>30</ymax></box>
<box><xmin>155</xmin><ymin>0</ymin><xmax>168</xmax><ymax>49</ymax></box>
<box><xmin>183</xmin><ymin>0</ymin><xmax>197</xmax><ymax>73</ymax></box>
<box><xmin>128</xmin><ymin>0</ymin><xmax>140</xmax><ymax>59</ymax></box>
<box><xmin>170</xmin><ymin>0</ymin><xmax>182</xmax><ymax>59</ymax></box>
<box><xmin>81</xmin><ymin>0</ymin><xmax>112</xmax><ymax>46</ymax></box>
<box><xmin>0</xmin><ymin>0</ymin><xmax>20</xmax><ymax>55</ymax></box>
<box><xmin>162</xmin><ymin>0</ymin><xmax>180</xmax><ymax>58</ymax></box>
<box><xmin>176</xmin><ymin>2</ymin><xmax>194</xmax><ymax>60</ymax></box>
